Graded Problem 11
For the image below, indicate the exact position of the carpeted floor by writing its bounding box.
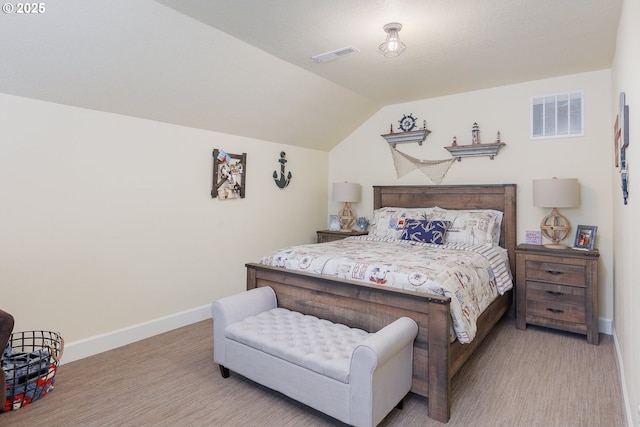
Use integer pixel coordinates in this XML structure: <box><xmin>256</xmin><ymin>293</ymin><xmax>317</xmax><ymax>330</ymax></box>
<box><xmin>0</xmin><ymin>315</ymin><xmax>627</xmax><ymax>427</ymax></box>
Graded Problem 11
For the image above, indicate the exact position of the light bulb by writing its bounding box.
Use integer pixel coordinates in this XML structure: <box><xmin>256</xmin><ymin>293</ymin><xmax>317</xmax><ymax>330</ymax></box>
<box><xmin>387</xmin><ymin>36</ymin><xmax>399</xmax><ymax>52</ymax></box>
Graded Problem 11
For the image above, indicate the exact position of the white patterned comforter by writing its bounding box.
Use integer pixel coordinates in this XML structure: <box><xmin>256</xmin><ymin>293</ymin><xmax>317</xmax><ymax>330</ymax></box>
<box><xmin>259</xmin><ymin>235</ymin><xmax>513</xmax><ymax>344</ymax></box>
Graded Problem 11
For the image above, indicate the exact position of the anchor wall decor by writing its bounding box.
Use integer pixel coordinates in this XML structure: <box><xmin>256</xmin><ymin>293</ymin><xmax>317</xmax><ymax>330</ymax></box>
<box><xmin>273</xmin><ymin>151</ymin><xmax>292</xmax><ymax>188</ymax></box>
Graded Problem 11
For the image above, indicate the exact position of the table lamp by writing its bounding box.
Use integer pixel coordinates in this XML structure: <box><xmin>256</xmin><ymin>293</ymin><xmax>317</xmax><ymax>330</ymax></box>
<box><xmin>332</xmin><ymin>182</ymin><xmax>361</xmax><ymax>232</ymax></box>
<box><xmin>533</xmin><ymin>177</ymin><xmax>580</xmax><ymax>248</ymax></box>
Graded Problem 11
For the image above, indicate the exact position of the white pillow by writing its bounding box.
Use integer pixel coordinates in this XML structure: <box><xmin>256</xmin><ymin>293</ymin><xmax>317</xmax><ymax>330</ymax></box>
<box><xmin>491</xmin><ymin>210</ymin><xmax>504</xmax><ymax>244</ymax></box>
<box><xmin>370</xmin><ymin>207</ymin><xmax>432</xmax><ymax>239</ymax></box>
<box><xmin>427</xmin><ymin>208</ymin><xmax>503</xmax><ymax>246</ymax></box>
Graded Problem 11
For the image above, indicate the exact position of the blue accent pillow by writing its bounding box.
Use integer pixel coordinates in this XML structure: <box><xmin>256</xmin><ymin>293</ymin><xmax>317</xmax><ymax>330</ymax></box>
<box><xmin>400</xmin><ymin>219</ymin><xmax>451</xmax><ymax>244</ymax></box>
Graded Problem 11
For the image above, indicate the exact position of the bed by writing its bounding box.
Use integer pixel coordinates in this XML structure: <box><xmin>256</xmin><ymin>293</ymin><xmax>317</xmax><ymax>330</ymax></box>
<box><xmin>246</xmin><ymin>184</ymin><xmax>516</xmax><ymax>422</ymax></box>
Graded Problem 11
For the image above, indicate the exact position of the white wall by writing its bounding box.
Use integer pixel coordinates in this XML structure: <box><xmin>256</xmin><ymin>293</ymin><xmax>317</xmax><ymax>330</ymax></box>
<box><xmin>611</xmin><ymin>0</ymin><xmax>640</xmax><ymax>425</ymax></box>
<box><xmin>331</xmin><ymin>70</ymin><xmax>614</xmax><ymax>325</ymax></box>
<box><xmin>0</xmin><ymin>93</ymin><xmax>328</xmax><ymax>356</ymax></box>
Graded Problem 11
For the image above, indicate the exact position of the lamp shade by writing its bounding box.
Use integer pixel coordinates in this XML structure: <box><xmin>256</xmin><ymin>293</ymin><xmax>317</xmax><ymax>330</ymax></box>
<box><xmin>332</xmin><ymin>182</ymin><xmax>361</xmax><ymax>203</ymax></box>
<box><xmin>533</xmin><ymin>178</ymin><xmax>579</xmax><ymax>208</ymax></box>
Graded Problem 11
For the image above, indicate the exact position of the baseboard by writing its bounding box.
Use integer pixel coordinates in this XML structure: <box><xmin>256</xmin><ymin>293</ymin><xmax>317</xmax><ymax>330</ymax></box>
<box><xmin>599</xmin><ymin>317</ymin><xmax>613</xmax><ymax>335</ymax></box>
<box><xmin>60</xmin><ymin>305</ymin><xmax>212</xmax><ymax>364</ymax></box>
<box><xmin>613</xmin><ymin>326</ymin><xmax>633</xmax><ymax>427</ymax></box>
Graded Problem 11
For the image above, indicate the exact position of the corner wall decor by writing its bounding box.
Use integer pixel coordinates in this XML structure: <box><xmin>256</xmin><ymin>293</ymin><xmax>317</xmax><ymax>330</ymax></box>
<box><xmin>212</xmin><ymin>149</ymin><xmax>246</xmax><ymax>200</ymax></box>
<box><xmin>273</xmin><ymin>151</ymin><xmax>292</xmax><ymax>189</ymax></box>
<box><xmin>614</xmin><ymin>115</ymin><xmax>620</xmax><ymax>168</ymax></box>
<box><xmin>618</xmin><ymin>92</ymin><xmax>629</xmax><ymax>205</ymax></box>
<box><xmin>381</xmin><ymin>114</ymin><xmax>431</xmax><ymax>147</ymax></box>
<box><xmin>444</xmin><ymin>123</ymin><xmax>505</xmax><ymax>161</ymax></box>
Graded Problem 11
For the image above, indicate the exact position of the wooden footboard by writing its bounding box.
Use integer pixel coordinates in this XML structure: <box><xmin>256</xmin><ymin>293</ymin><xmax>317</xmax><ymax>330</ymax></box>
<box><xmin>246</xmin><ymin>262</ymin><xmax>454</xmax><ymax>421</ymax></box>
<box><xmin>246</xmin><ymin>263</ymin><xmax>512</xmax><ymax>422</ymax></box>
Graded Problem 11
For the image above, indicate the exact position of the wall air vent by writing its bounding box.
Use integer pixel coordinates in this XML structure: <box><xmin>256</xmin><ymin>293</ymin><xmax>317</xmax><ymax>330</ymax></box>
<box><xmin>311</xmin><ymin>46</ymin><xmax>360</xmax><ymax>63</ymax></box>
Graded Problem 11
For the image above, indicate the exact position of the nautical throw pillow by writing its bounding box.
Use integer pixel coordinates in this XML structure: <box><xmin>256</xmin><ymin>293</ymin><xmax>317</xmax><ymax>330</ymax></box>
<box><xmin>400</xmin><ymin>219</ymin><xmax>451</xmax><ymax>244</ymax></box>
<box><xmin>370</xmin><ymin>207</ymin><xmax>432</xmax><ymax>239</ymax></box>
<box><xmin>428</xmin><ymin>208</ymin><xmax>502</xmax><ymax>246</ymax></box>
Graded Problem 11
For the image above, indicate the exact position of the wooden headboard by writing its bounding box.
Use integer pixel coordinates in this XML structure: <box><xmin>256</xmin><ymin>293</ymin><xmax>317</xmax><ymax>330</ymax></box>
<box><xmin>373</xmin><ymin>184</ymin><xmax>517</xmax><ymax>275</ymax></box>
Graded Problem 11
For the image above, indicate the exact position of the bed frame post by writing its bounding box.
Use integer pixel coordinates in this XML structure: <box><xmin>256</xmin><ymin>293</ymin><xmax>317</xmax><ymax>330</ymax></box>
<box><xmin>428</xmin><ymin>298</ymin><xmax>451</xmax><ymax>422</ymax></box>
<box><xmin>246</xmin><ymin>266</ymin><xmax>257</xmax><ymax>290</ymax></box>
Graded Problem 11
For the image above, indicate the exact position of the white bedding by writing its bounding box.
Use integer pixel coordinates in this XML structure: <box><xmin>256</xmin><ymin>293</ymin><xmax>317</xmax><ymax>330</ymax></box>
<box><xmin>259</xmin><ymin>235</ymin><xmax>513</xmax><ymax>344</ymax></box>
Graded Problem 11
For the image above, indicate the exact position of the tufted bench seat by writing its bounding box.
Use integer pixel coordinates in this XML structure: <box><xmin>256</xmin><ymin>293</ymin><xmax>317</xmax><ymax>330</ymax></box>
<box><xmin>211</xmin><ymin>286</ymin><xmax>418</xmax><ymax>427</ymax></box>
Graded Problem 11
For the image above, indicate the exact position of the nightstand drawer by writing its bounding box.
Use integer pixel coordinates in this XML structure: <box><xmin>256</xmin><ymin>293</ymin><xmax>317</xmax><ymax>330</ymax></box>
<box><xmin>316</xmin><ymin>229</ymin><xmax>368</xmax><ymax>243</ymax></box>
<box><xmin>526</xmin><ymin>280</ymin><xmax>586</xmax><ymax>324</ymax></box>
<box><xmin>526</xmin><ymin>281</ymin><xmax>586</xmax><ymax>305</ymax></box>
<box><xmin>318</xmin><ymin>233</ymin><xmax>348</xmax><ymax>243</ymax></box>
<box><xmin>524</xmin><ymin>260</ymin><xmax>586</xmax><ymax>286</ymax></box>
<box><xmin>526</xmin><ymin>298</ymin><xmax>586</xmax><ymax>324</ymax></box>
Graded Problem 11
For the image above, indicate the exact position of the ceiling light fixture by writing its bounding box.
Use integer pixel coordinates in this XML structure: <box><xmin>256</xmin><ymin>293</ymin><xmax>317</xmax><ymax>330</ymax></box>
<box><xmin>379</xmin><ymin>22</ymin><xmax>406</xmax><ymax>58</ymax></box>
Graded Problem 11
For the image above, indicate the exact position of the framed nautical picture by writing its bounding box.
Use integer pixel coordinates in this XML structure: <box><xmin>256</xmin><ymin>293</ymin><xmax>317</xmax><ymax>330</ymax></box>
<box><xmin>212</xmin><ymin>149</ymin><xmax>246</xmax><ymax>200</ymax></box>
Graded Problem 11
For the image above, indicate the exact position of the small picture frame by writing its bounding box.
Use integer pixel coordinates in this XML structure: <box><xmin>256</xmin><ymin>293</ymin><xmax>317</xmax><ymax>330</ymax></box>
<box><xmin>574</xmin><ymin>225</ymin><xmax>597</xmax><ymax>251</ymax></box>
<box><xmin>328</xmin><ymin>215</ymin><xmax>340</xmax><ymax>231</ymax></box>
<box><xmin>525</xmin><ymin>230</ymin><xmax>542</xmax><ymax>245</ymax></box>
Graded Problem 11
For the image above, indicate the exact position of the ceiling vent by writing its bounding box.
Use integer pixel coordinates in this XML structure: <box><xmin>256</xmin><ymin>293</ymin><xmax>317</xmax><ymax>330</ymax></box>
<box><xmin>311</xmin><ymin>46</ymin><xmax>360</xmax><ymax>63</ymax></box>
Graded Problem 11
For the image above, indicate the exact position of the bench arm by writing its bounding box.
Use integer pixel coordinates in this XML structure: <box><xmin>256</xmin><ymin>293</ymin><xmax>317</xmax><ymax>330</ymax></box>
<box><xmin>211</xmin><ymin>286</ymin><xmax>277</xmax><ymax>365</ymax></box>
<box><xmin>349</xmin><ymin>316</ymin><xmax>418</xmax><ymax>427</ymax></box>
<box><xmin>353</xmin><ymin>317</ymin><xmax>418</xmax><ymax>368</ymax></box>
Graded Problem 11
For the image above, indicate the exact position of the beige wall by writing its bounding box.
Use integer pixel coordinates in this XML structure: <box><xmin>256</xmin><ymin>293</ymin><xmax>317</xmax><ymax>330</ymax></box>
<box><xmin>0</xmin><ymin>93</ymin><xmax>328</xmax><ymax>345</ymax></box>
<box><xmin>611</xmin><ymin>0</ymin><xmax>639</xmax><ymax>425</ymax></box>
<box><xmin>330</xmin><ymin>69</ymin><xmax>614</xmax><ymax>325</ymax></box>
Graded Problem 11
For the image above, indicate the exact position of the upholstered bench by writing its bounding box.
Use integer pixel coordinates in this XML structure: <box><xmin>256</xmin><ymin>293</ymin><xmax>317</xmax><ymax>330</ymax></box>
<box><xmin>211</xmin><ymin>286</ymin><xmax>418</xmax><ymax>427</ymax></box>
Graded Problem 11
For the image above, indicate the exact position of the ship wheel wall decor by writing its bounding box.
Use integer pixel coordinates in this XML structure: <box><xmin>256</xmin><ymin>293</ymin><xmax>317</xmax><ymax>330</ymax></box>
<box><xmin>381</xmin><ymin>114</ymin><xmax>431</xmax><ymax>147</ymax></box>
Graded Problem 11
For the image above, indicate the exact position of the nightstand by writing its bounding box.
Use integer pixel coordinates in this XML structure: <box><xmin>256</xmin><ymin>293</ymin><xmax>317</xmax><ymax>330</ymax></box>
<box><xmin>515</xmin><ymin>243</ymin><xmax>599</xmax><ymax>345</ymax></box>
<box><xmin>316</xmin><ymin>229</ymin><xmax>368</xmax><ymax>243</ymax></box>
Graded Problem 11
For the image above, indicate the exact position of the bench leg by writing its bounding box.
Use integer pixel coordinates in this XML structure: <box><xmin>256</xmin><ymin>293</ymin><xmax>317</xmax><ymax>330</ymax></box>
<box><xmin>219</xmin><ymin>365</ymin><xmax>230</xmax><ymax>378</ymax></box>
<box><xmin>395</xmin><ymin>393</ymin><xmax>411</xmax><ymax>410</ymax></box>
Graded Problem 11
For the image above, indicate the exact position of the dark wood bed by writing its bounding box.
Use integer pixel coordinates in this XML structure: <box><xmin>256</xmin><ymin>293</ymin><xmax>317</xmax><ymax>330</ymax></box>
<box><xmin>246</xmin><ymin>184</ymin><xmax>517</xmax><ymax>423</ymax></box>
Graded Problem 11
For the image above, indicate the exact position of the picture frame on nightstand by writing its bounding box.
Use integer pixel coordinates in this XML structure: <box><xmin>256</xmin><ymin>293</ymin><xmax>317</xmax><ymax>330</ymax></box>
<box><xmin>574</xmin><ymin>225</ymin><xmax>597</xmax><ymax>251</ymax></box>
<box><xmin>328</xmin><ymin>215</ymin><xmax>340</xmax><ymax>231</ymax></box>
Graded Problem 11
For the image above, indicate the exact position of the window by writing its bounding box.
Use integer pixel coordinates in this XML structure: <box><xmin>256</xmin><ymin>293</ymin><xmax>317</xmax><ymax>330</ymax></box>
<box><xmin>531</xmin><ymin>91</ymin><xmax>584</xmax><ymax>139</ymax></box>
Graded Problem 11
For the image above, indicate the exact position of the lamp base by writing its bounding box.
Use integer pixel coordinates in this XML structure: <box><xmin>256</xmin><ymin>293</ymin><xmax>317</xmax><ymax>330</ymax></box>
<box><xmin>543</xmin><ymin>243</ymin><xmax>570</xmax><ymax>249</ymax></box>
<box><xmin>338</xmin><ymin>202</ymin><xmax>356</xmax><ymax>232</ymax></box>
<box><xmin>540</xmin><ymin>208</ymin><xmax>571</xmax><ymax>249</ymax></box>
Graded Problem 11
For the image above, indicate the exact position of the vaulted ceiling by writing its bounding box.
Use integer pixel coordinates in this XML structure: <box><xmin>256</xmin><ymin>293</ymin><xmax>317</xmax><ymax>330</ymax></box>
<box><xmin>0</xmin><ymin>0</ymin><xmax>621</xmax><ymax>151</ymax></box>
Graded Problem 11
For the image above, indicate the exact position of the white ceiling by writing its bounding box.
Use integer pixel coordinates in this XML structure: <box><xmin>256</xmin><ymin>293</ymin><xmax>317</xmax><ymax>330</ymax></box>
<box><xmin>0</xmin><ymin>0</ymin><xmax>622</xmax><ymax>151</ymax></box>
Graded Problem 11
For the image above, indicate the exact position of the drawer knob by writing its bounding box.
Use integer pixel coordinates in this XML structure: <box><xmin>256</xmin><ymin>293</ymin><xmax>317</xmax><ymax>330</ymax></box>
<box><xmin>546</xmin><ymin>291</ymin><xmax>563</xmax><ymax>296</ymax></box>
<box><xmin>547</xmin><ymin>308</ymin><xmax>564</xmax><ymax>314</ymax></box>
<box><xmin>545</xmin><ymin>270</ymin><xmax>564</xmax><ymax>275</ymax></box>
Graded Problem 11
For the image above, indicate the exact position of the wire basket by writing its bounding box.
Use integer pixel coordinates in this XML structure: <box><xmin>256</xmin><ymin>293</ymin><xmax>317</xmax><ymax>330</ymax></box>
<box><xmin>2</xmin><ymin>330</ymin><xmax>64</xmax><ymax>412</ymax></box>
